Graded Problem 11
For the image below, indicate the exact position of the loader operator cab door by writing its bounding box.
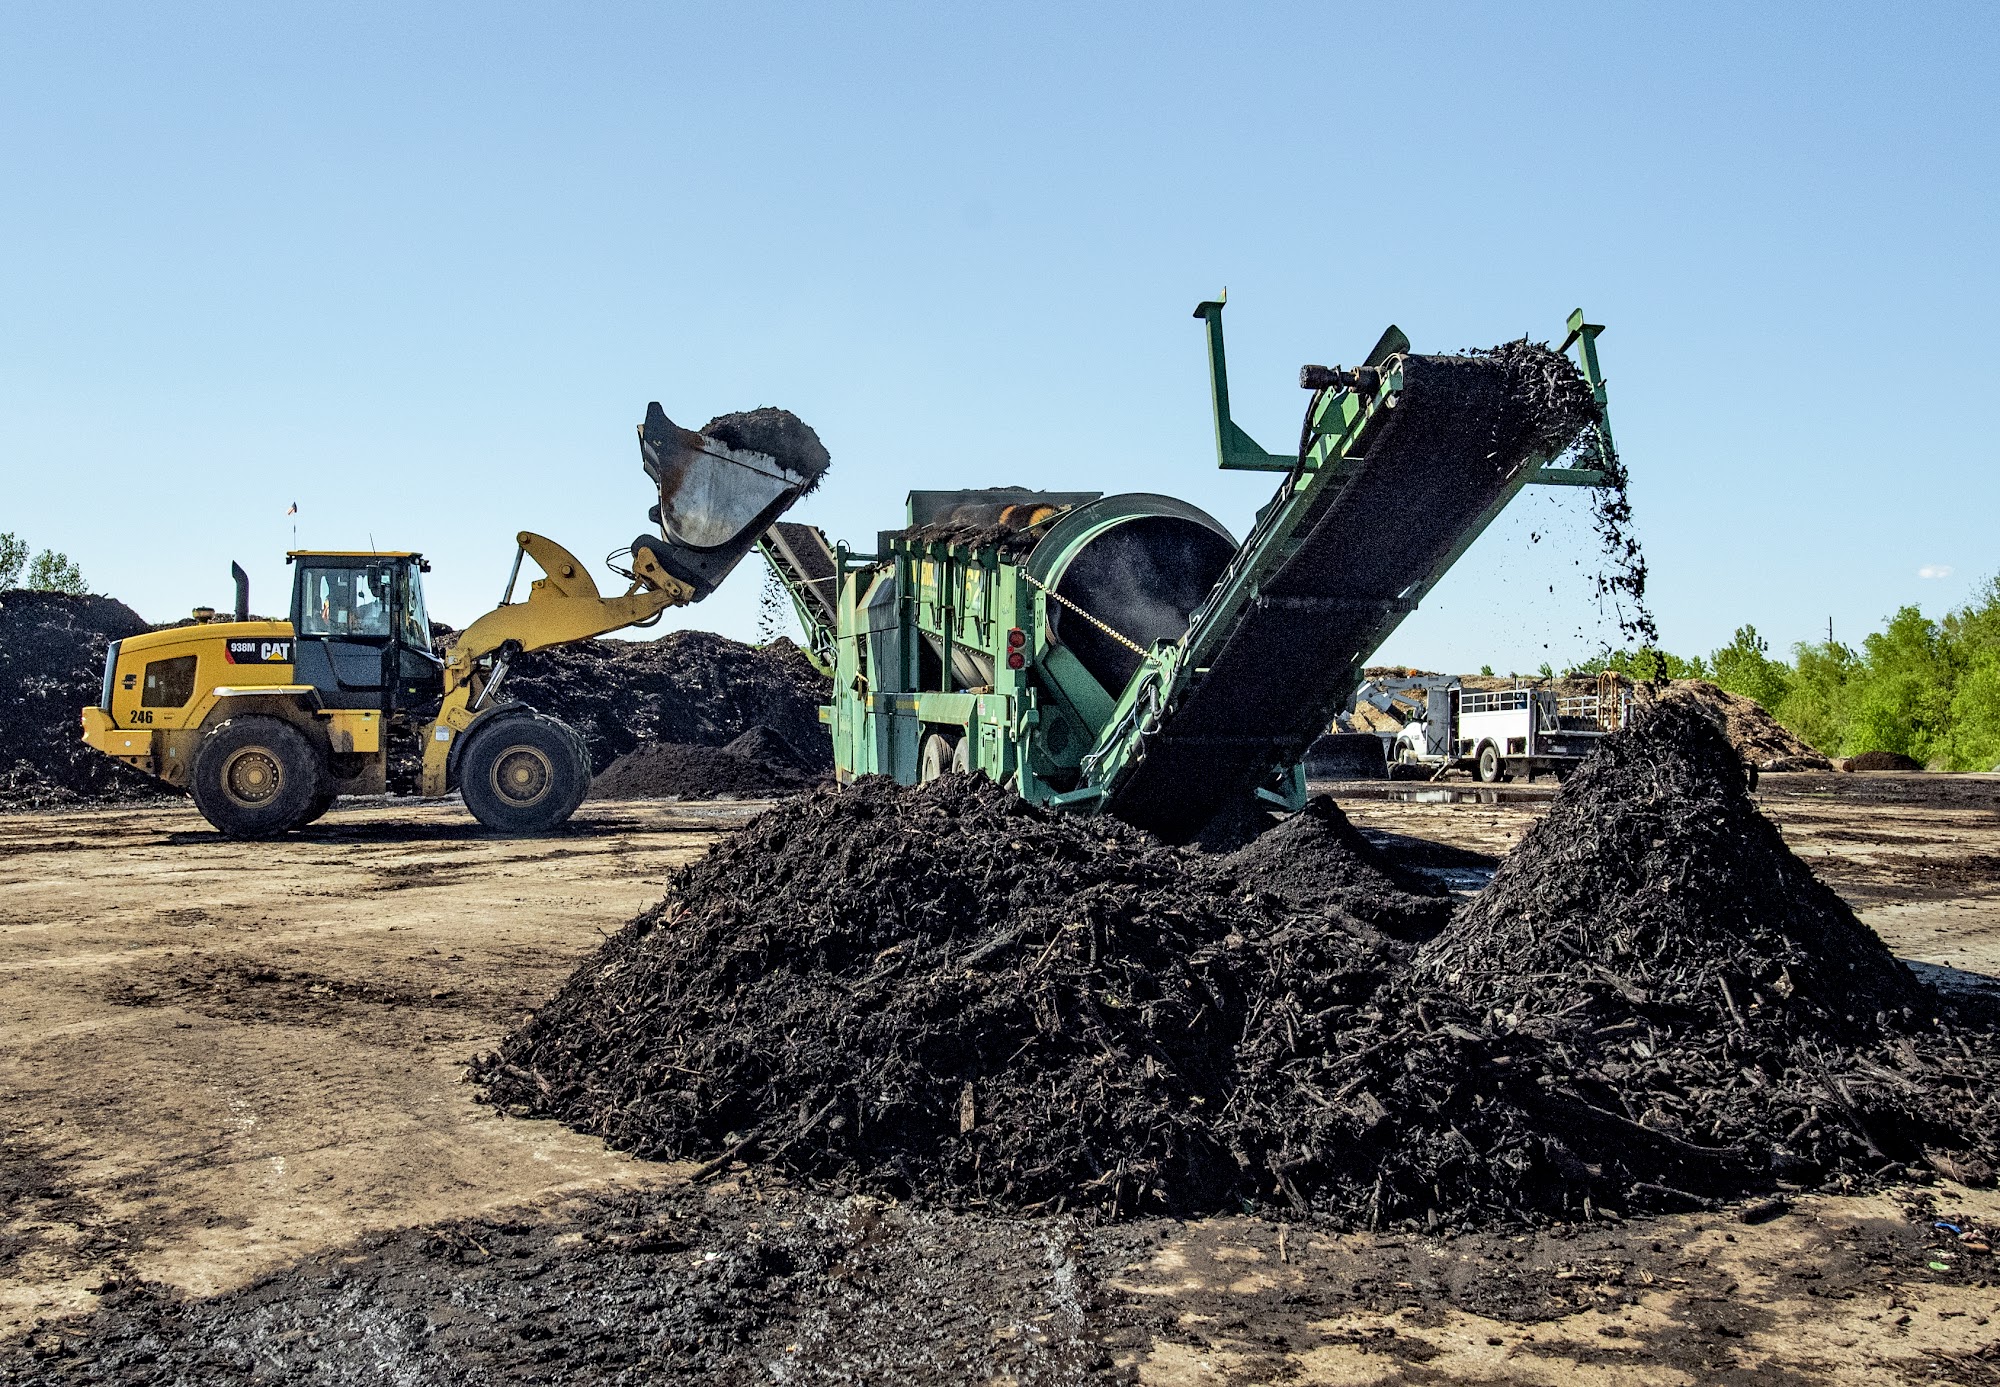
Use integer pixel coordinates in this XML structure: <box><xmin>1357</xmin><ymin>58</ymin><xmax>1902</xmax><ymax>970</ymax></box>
<box><xmin>288</xmin><ymin>554</ymin><xmax>445</xmax><ymax>712</ymax></box>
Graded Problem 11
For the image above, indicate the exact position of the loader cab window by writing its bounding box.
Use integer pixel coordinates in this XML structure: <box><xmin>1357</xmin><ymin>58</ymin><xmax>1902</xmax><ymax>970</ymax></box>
<box><xmin>397</xmin><ymin>563</ymin><xmax>433</xmax><ymax>652</ymax></box>
<box><xmin>298</xmin><ymin>566</ymin><xmax>394</xmax><ymax>638</ymax></box>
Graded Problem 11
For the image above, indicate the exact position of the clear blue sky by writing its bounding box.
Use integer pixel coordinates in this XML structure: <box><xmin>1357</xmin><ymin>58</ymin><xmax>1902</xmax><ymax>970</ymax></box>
<box><xmin>4</xmin><ymin>3</ymin><xmax>1993</xmax><ymax>672</ymax></box>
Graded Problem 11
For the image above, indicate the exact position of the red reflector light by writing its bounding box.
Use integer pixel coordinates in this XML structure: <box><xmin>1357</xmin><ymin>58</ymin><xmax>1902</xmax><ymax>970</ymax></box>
<box><xmin>1006</xmin><ymin>650</ymin><xmax>1026</xmax><ymax>670</ymax></box>
<box><xmin>1006</xmin><ymin>627</ymin><xmax>1026</xmax><ymax>649</ymax></box>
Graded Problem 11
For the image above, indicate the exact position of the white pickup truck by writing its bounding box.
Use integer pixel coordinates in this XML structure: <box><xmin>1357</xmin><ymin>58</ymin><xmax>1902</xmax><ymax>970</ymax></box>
<box><xmin>1391</xmin><ymin>682</ymin><xmax>1626</xmax><ymax>783</ymax></box>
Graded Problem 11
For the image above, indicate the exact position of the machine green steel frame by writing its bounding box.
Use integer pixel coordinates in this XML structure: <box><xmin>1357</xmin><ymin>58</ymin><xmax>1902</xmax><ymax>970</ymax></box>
<box><xmin>762</xmin><ymin>297</ymin><xmax>1617</xmax><ymax>824</ymax></box>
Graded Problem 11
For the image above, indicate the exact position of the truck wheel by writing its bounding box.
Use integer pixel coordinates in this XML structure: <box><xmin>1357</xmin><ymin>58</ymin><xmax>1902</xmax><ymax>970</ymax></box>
<box><xmin>919</xmin><ymin>732</ymin><xmax>957</xmax><ymax>783</ymax></box>
<box><xmin>190</xmin><ymin>716</ymin><xmax>328</xmax><ymax>840</ymax></box>
<box><xmin>460</xmin><ymin>714</ymin><xmax>591</xmax><ymax>834</ymax></box>
<box><xmin>1476</xmin><ymin>743</ymin><xmax>1503</xmax><ymax>784</ymax></box>
<box><xmin>952</xmin><ymin>734</ymin><xmax>973</xmax><ymax>775</ymax></box>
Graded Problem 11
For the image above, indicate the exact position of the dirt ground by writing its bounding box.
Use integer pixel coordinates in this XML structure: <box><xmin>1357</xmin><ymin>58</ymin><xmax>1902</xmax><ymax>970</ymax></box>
<box><xmin>3</xmin><ymin>774</ymin><xmax>1998</xmax><ymax>1383</ymax></box>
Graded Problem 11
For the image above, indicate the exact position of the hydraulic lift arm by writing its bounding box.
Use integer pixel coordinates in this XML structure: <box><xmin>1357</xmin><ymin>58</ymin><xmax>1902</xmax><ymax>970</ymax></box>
<box><xmin>419</xmin><ymin>533</ymin><xmax>695</xmax><ymax>795</ymax></box>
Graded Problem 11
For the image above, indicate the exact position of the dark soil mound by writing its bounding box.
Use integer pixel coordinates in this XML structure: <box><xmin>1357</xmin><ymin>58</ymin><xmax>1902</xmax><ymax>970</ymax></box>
<box><xmin>589</xmin><ymin>739</ymin><xmax>821</xmax><ymax>801</ymax></box>
<box><xmin>1210</xmin><ymin>796</ymin><xmax>1452</xmax><ymax>941</ymax></box>
<box><xmin>478</xmin><ymin>709</ymin><xmax>2000</xmax><ymax>1229</ymax></box>
<box><xmin>1220</xmin><ymin>703</ymin><xmax>1991</xmax><ymax>1230</ymax></box>
<box><xmin>475</xmin><ymin>776</ymin><xmax>1397</xmax><ymax>1217</ymax></box>
<box><xmin>0</xmin><ymin>591</ymin><xmax>166</xmax><ymax>809</ymax></box>
<box><xmin>722</xmin><ymin>723</ymin><xmax>817</xmax><ymax>771</ymax></box>
<box><xmin>505</xmin><ymin>631</ymin><xmax>830</xmax><ymax>775</ymax></box>
<box><xmin>703</xmin><ymin>408</ymin><xmax>830</xmax><ymax>490</ymax></box>
<box><xmin>1421</xmin><ymin>701</ymin><xmax>1923</xmax><ymax>1029</ymax></box>
<box><xmin>1847</xmin><ymin>750</ymin><xmax>1924</xmax><ymax>772</ymax></box>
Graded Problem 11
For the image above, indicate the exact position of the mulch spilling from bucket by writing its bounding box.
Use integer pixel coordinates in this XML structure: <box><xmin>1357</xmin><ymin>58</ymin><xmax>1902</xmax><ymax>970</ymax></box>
<box><xmin>590</xmin><ymin>726</ymin><xmax>826</xmax><ymax>801</ymax></box>
<box><xmin>474</xmin><ymin>704</ymin><xmax>2000</xmax><ymax>1229</ymax></box>
<box><xmin>0</xmin><ymin>591</ymin><xmax>167</xmax><ymax>810</ymax></box>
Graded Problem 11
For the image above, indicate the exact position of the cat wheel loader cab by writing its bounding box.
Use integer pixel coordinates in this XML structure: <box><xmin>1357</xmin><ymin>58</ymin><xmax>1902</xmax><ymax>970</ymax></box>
<box><xmin>79</xmin><ymin>402</ymin><xmax>830</xmax><ymax>839</ymax></box>
<box><xmin>288</xmin><ymin>552</ymin><xmax>445</xmax><ymax>713</ymax></box>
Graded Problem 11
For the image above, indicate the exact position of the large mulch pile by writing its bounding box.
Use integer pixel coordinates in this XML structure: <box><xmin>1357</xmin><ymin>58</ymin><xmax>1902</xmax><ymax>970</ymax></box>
<box><xmin>504</xmin><ymin>631</ymin><xmax>830</xmax><ymax>776</ymax></box>
<box><xmin>1244</xmin><ymin>701</ymin><xmax>1976</xmax><ymax>1231</ymax></box>
<box><xmin>1638</xmin><ymin>678</ymin><xmax>1832</xmax><ymax>771</ymax></box>
<box><xmin>590</xmin><ymin>726</ymin><xmax>826</xmax><ymax>801</ymax></box>
<box><xmin>1845</xmin><ymin>750</ymin><xmax>1925</xmax><ymax>772</ymax></box>
<box><xmin>472</xmin><ymin>778</ymin><xmax>1332</xmax><ymax>1217</ymax></box>
<box><xmin>472</xmin><ymin>703</ymin><xmax>1999</xmax><ymax>1229</ymax></box>
<box><xmin>0</xmin><ymin>591</ymin><xmax>167</xmax><ymax>810</ymax></box>
<box><xmin>1206</xmin><ymin>796</ymin><xmax>1450</xmax><ymax>941</ymax></box>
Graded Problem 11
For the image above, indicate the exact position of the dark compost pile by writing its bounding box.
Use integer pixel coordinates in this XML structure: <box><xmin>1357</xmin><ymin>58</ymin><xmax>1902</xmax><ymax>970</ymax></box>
<box><xmin>474</xmin><ymin>777</ymin><xmax>1348</xmax><ymax>1217</ymax></box>
<box><xmin>475</xmin><ymin>703</ymin><xmax>2000</xmax><ymax>1229</ymax></box>
<box><xmin>1208</xmin><ymin>795</ymin><xmax>1451</xmax><ymax>940</ymax></box>
<box><xmin>1236</xmin><ymin>701</ymin><xmax>1991</xmax><ymax>1231</ymax></box>
<box><xmin>0</xmin><ymin>590</ymin><xmax>166</xmax><ymax>809</ymax></box>
<box><xmin>505</xmin><ymin>630</ymin><xmax>830</xmax><ymax>776</ymax></box>
<box><xmin>590</xmin><ymin>726</ymin><xmax>826</xmax><ymax>801</ymax></box>
<box><xmin>1847</xmin><ymin>750</ymin><xmax>1925</xmax><ymax>772</ymax></box>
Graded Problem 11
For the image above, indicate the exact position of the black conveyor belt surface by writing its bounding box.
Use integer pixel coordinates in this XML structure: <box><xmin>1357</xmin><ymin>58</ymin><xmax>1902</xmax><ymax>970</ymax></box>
<box><xmin>1108</xmin><ymin>350</ymin><xmax>1594</xmax><ymax>841</ymax></box>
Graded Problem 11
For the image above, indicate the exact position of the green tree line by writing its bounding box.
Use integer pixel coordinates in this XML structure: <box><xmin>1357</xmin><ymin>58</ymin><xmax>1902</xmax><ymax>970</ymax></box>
<box><xmin>1568</xmin><ymin>578</ymin><xmax>2000</xmax><ymax>771</ymax></box>
<box><xmin>0</xmin><ymin>532</ymin><xmax>87</xmax><ymax>594</ymax></box>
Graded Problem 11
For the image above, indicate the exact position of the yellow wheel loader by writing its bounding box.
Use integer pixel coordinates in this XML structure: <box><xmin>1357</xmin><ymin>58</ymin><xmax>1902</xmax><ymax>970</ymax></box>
<box><xmin>79</xmin><ymin>405</ymin><xmax>827</xmax><ymax>838</ymax></box>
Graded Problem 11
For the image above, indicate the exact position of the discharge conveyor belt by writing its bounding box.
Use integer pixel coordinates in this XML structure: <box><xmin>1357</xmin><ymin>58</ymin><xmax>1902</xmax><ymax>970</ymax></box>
<box><xmin>1104</xmin><ymin>346</ymin><xmax>1599</xmax><ymax>841</ymax></box>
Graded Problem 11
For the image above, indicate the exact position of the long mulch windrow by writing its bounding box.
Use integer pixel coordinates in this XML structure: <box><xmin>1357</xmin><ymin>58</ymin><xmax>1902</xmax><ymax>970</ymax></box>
<box><xmin>473</xmin><ymin>702</ymin><xmax>2000</xmax><ymax>1229</ymax></box>
<box><xmin>588</xmin><ymin>726</ymin><xmax>826</xmax><ymax>801</ymax></box>
<box><xmin>0</xmin><ymin>590</ymin><xmax>165</xmax><ymax>810</ymax></box>
<box><xmin>502</xmin><ymin>631</ymin><xmax>830</xmax><ymax>776</ymax></box>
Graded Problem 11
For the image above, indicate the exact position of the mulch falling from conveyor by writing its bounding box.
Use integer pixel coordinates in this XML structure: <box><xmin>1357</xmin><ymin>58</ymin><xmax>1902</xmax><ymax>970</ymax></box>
<box><xmin>473</xmin><ymin>704</ymin><xmax>2000</xmax><ymax>1229</ymax></box>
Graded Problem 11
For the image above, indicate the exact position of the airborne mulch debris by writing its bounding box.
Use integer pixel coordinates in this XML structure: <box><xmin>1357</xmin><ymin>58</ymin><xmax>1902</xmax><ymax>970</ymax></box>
<box><xmin>474</xmin><ymin>701</ymin><xmax>2000</xmax><ymax>1228</ymax></box>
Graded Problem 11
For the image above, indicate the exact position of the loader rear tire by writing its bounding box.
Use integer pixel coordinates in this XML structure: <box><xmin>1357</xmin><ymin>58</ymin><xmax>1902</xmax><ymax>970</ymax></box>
<box><xmin>459</xmin><ymin>713</ymin><xmax>591</xmax><ymax>835</ymax></box>
<box><xmin>190</xmin><ymin>716</ymin><xmax>328</xmax><ymax>840</ymax></box>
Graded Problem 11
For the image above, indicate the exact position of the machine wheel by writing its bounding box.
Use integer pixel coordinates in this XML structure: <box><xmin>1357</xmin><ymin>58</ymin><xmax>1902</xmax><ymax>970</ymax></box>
<box><xmin>190</xmin><ymin>716</ymin><xmax>329</xmax><ymax>840</ymax></box>
<box><xmin>459</xmin><ymin>713</ymin><xmax>591</xmax><ymax>834</ymax></box>
<box><xmin>952</xmin><ymin>734</ymin><xmax>973</xmax><ymax>776</ymax></box>
<box><xmin>919</xmin><ymin>732</ymin><xmax>957</xmax><ymax>783</ymax></box>
<box><xmin>298</xmin><ymin>787</ymin><xmax>338</xmax><ymax>827</ymax></box>
<box><xmin>1476</xmin><ymin>743</ymin><xmax>1506</xmax><ymax>784</ymax></box>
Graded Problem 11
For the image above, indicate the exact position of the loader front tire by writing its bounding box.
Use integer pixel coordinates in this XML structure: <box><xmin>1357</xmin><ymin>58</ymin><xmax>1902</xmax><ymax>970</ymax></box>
<box><xmin>190</xmin><ymin>716</ymin><xmax>328</xmax><ymax>840</ymax></box>
<box><xmin>459</xmin><ymin>714</ymin><xmax>590</xmax><ymax>835</ymax></box>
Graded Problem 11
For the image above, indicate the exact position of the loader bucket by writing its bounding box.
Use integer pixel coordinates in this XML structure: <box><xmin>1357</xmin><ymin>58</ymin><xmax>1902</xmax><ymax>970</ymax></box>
<box><xmin>634</xmin><ymin>403</ymin><xmax>830</xmax><ymax>600</ymax></box>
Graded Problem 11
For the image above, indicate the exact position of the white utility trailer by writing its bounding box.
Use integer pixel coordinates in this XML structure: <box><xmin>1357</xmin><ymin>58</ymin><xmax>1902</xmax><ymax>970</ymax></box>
<box><xmin>1392</xmin><ymin>681</ymin><xmax>1627</xmax><ymax>782</ymax></box>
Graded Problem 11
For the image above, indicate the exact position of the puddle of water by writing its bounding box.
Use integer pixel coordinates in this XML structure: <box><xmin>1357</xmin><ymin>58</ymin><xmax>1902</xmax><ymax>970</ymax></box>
<box><xmin>1325</xmin><ymin>784</ymin><xmax>1555</xmax><ymax>806</ymax></box>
